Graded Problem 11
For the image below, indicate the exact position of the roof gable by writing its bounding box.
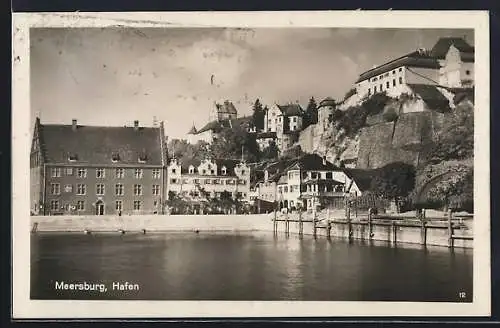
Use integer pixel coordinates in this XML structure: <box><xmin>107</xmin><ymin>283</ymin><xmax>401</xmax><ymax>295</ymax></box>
<box><xmin>430</xmin><ymin>37</ymin><xmax>474</xmax><ymax>59</ymax></box>
<box><xmin>277</xmin><ymin>104</ymin><xmax>304</xmax><ymax>117</ymax></box>
<box><xmin>407</xmin><ymin>84</ymin><xmax>451</xmax><ymax>113</ymax></box>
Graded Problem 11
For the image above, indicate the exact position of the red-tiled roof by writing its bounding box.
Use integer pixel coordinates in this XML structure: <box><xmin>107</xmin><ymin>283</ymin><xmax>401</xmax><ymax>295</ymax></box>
<box><xmin>356</xmin><ymin>51</ymin><xmax>440</xmax><ymax>83</ymax></box>
<box><xmin>37</xmin><ymin>122</ymin><xmax>165</xmax><ymax>165</ymax></box>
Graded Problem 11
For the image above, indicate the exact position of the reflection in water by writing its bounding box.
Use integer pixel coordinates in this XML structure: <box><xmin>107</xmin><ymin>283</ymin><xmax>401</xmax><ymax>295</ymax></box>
<box><xmin>31</xmin><ymin>232</ymin><xmax>472</xmax><ymax>301</ymax></box>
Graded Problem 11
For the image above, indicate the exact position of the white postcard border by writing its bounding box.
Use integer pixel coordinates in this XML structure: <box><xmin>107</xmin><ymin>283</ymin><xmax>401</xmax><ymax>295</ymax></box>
<box><xmin>12</xmin><ymin>11</ymin><xmax>491</xmax><ymax>318</ymax></box>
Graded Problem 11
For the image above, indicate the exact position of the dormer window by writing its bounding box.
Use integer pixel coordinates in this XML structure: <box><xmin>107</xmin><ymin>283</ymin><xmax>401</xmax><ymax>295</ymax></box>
<box><xmin>111</xmin><ymin>152</ymin><xmax>120</xmax><ymax>163</ymax></box>
<box><xmin>68</xmin><ymin>153</ymin><xmax>78</xmax><ymax>162</ymax></box>
<box><xmin>138</xmin><ymin>152</ymin><xmax>147</xmax><ymax>163</ymax></box>
<box><xmin>221</xmin><ymin>166</ymin><xmax>227</xmax><ymax>175</ymax></box>
<box><xmin>189</xmin><ymin>165</ymin><xmax>194</xmax><ymax>174</ymax></box>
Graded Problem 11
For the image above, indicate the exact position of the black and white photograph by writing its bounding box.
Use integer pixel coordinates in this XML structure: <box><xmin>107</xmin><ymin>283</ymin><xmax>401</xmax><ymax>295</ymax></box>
<box><xmin>12</xmin><ymin>11</ymin><xmax>490</xmax><ymax>318</ymax></box>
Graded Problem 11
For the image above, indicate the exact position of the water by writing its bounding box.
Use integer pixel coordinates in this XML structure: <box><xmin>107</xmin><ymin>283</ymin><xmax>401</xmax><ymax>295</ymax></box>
<box><xmin>30</xmin><ymin>232</ymin><xmax>473</xmax><ymax>302</ymax></box>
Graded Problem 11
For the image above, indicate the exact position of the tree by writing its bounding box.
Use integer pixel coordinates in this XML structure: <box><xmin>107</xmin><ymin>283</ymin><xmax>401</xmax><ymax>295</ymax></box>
<box><xmin>251</xmin><ymin>99</ymin><xmax>266</xmax><ymax>131</ymax></box>
<box><xmin>304</xmin><ymin>97</ymin><xmax>318</xmax><ymax>127</ymax></box>
<box><xmin>427</xmin><ymin>167</ymin><xmax>473</xmax><ymax>212</ymax></box>
<box><xmin>167</xmin><ymin>139</ymin><xmax>210</xmax><ymax>163</ymax></box>
<box><xmin>166</xmin><ymin>191</ymin><xmax>189</xmax><ymax>214</ymax></box>
<box><xmin>370</xmin><ymin>162</ymin><xmax>416</xmax><ymax>211</ymax></box>
<box><xmin>425</xmin><ymin>101</ymin><xmax>474</xmax><ymax>164</ymax></box>
<box><xmin>261</xmin><ymin>140</ymin><xmax>279</xmax><ymax>160</ymax></box>
<box><xmin>211</xmin><ymin>124</ymin><xmax>260</xmax><ymax>162</ymax></box>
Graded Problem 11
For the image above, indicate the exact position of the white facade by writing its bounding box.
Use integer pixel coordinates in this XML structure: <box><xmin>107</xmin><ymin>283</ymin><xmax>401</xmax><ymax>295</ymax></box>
<box><xmin>439</xmin><ymin>45</ymin><xmax>474</xmax><ymax>88</ymax></box>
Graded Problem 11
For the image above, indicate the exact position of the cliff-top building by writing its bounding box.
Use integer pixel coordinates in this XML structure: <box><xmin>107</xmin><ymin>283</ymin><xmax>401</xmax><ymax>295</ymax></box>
<box><xmin>30</xmin><ymin>118</ymin><xmax>168</xmax><ymax>216</ymax></box>
<box><xmin>354</xmin><ymin>37</ymin><xmax>474</xmax><ymax>99</ymax></box>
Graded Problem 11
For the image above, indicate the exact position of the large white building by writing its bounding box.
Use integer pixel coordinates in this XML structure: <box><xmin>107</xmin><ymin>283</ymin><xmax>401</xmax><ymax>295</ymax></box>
<box><xmin>354</xmin><ymin>37</ymin><xmax>474</xmax><ymax>99</ymax></box>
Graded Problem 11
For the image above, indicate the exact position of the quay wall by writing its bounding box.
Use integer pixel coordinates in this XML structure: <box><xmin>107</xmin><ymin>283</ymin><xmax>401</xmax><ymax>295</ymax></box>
<box><xmin>31</xmin><ymin>213</ymin><xmax>473</xmax><ymax>248</ymax></box>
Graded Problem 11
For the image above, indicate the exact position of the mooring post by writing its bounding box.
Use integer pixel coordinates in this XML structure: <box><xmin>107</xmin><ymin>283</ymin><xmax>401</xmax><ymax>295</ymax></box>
<box><xmin>313</xmin><ymin>204</ymin><xmax>317</xmax><ymax>238</ymax></box>
<box><xmin>273</xmin><ymin>208</ymin><xmax>277</xmax><ymax>234</ymax></box>
<box><xmin>285</xmin><ymin>212</ymin><xmax>289</xmax><ymax>235</ymax></box>
<box><xmin>299</xmin><ymin>210</ymin><xmax>303</xmax><ymax>236</ymax></box>
<box><xmin>347</xmin><ymin>201</ymin><xmax>352</xmax><ymax>240</ymax></box>
<box><xmin>368</xmin><ymin>208</ymin><xmax>373</xmax><ymax>239</ymax></box>
<box><xmin>326</xmin><ymin>220</ymin><xmax>331</xmax><ymax>239</ymax></box>
<box><xmin>447</xmin><ymin>209</ymin><xmax>453</xmax><ymax>248</ymax></box>
<box><xmin>419</xmin><ymin>209</ymin><xmax>427</xmax><ymax>246</ymax></box>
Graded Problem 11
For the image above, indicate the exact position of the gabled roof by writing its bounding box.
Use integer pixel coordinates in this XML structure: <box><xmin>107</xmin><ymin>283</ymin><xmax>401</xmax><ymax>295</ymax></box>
<box><xmin>195</xmin><ymin>116</ymin><xmax>252</xmax><ymax>135</ymax></box>
<box><xmin>343</xmin><ymin>168</ymin><xmax>374</xmax><ymax>192</ymax></box>
<box><xmin>277</xmin><ymin>104</ymin><xmax>304</xmax><ymax>117</ymax></box>
<box><xmin>294</xmin><ymin>153</ymin><xmax>339</xmax><ymax>171</ymax></box>
<box><xmin>407</xmin><ymin>84</ymin><xmax>451</xmax><ymax>113</ymax></box>
<box><xmin>430</xmin><ymin>37</ymin><xmax>474</xmax><ymax>60</ymax></box>
<box><xmin>215</xmin><ymin>100</ymin><xmax>238</xmax><ymax>115</ymax></box>
<box><xmin>35</xmin><ymin>121</ymin><xmax>165</xmax><ymax>165</ymax></box>
<box><xmin>356</xmin><ymin>51</ymin><xmax>440</xmax><ymax>83</ymax></box>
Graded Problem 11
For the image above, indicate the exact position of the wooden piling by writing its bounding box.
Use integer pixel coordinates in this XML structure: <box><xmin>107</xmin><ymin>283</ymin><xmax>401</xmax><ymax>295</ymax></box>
<box><xmin>420</xmin><ymin>209</ymin><xmax>427</xmax><ymax>246</ymax></box>
<box><xmin>368</xmin><ymin>208</ymin><xmax>373</xmax><ymax>239</ymax></box>
<box><xmin>285</xmin><ymin>213</ymin><xmax>289</xmax><ymax>235</ymax></box>
<box><xmin>326</xmin><ymin>220</ymin><xmax>331</xmax><ymax>239</ymax></box>
<box><xmin>346</xmin><ymin>202</ymin><xmax>352</xmax><ymax>240</ymax></box>
<box><xmin>391</xmin><ymin>220</ymin><xmax>396</xmax><ymax>244</ymax></box>
<box><xmin>299</xmin><ymin>211</ymin><xmax>303</xmax><ymax>236</ymax></box>
<box><xmin>313</xmin><ymin>206</ymin><xmax>317</xmax><ymax>238</ymax></box>
<box><xmin>273</xmin><ymin>209</ymin><xmax>277</xmax><ymax>234</ymax></box>
<box><xmin>447</xmin><ymin>209</ymin><xmax>453</xmax><ymax>248</ymax></box>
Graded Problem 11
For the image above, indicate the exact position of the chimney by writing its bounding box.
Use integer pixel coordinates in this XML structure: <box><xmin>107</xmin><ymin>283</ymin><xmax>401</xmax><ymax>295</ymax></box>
<box><xmin>322</xmin><ymin>155</ymin><xmax>327</xmax><ymax>166</ymax></box>
<box><xmin>72</xmin><ymin>119</ymin><xmax>77</xmax><ymax>131</ymax></box>
<box><xmin>134</xmin><ymin>120</ymin><xmax>139</xmax><ymax>131</ymax></box>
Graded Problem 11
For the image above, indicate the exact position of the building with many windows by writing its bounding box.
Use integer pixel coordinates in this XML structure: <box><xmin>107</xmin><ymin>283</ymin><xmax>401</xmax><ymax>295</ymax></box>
<box><xmin>30</xmin><ymin>118</ymin><xmax>168</xmax><ymax>215</ymax></box>
<box><xmin>166</xmin><ymin>157</ymin><xmax>251</xmax><ymax>206</ymax></box>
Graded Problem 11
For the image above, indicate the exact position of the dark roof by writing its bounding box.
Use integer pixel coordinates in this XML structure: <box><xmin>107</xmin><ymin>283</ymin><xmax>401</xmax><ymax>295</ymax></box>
<box><xmin>195</xmin><ymin>116</ymin><xmax>252</xmax><ymax>135</ymax></box>
<box><xmin>356</xmin><ymin>51</ymin><xmax>440</xmax><ymax>83</ymax></box>
<box><xmin>37</xmin><ymin>122</ymin><xmax>164</xmax><ymax>165</ymax></box>
<box><xmin>303</xmin><ymin>179</ymin><xmax>344</xmax><ymax>186</ymax></box>
<box><xmin>187</xmin><ymin>124</ymin><xmax>198</xmax><ymax>135</ymax></box>
<box><xmin>277</xmin><ymin>104</ymin><xmax>304</xmax><ymax>117</ymax></box>
<box><xmin>407</xmin><ymin>84</ymin><xmax>451</xmax><ymax>112</ymax></box>
<box><xmin>318</xmin><ymin>97</ymin><xmax>337</xmax><ymax>108</ymax></box>
<box><xmin>179</xmin><ymin>158</ymin><xmax>243</xmax><ymax>176</ymax></box>
<box><xmin>294</xmin><ymin>153</ymin><xmax>339</xmax><ymax>171</ymax></box>
<box><xmin>343</xmin><ymin>168</ymin><xmax>374</xmax><ymax>192</ymax></box>
<box><xmin>430</xmin><ymin>37</ymin><xmax>474</xmax><ymax>60</ymax></box>
<box><xmin>215</xmin><ymin>101</ymin><xmax>238</xmax><ymax>115</ymax></box>
<box><xmin>256</xmin><ymin>131</ymin><xmax>277</xmax><ymax>139</ymax></box>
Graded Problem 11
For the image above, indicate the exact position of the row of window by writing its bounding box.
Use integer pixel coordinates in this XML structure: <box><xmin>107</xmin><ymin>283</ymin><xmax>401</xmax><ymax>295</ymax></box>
<box><xmin>371</xmin><ymin>67</ymin><xmax>403</xmax><ymax>82</ymax></box>
<box><xmin>49</xmin><ymin>199</ymin><xmax>149</xmax><ymax>211</ymax></box>
<box><xmin>278</xmin><ymin>185</ymin><xmax>300</xmax><ymax>193</ymax></box>
<box><xmin>50</xmin><ymin>183</ymin><xmax>160</xmax><ymax>196</ymax></box>
<box><xmin>174</xmin><ymin>191</ymin><xmax>246</xmax><ymax>198</ymax></box>
<box><xmin>171</xmin><ymin>167</ymin><xmax>246</xmax><ymax>176</ymax></box>
<box><xmin>50</xmin><ymin>167</ymin><xmax>161</xmax><ymax>179</ymax></box>
<box><xmin>368</xmin><ymin>77</ymin><xmax>404</xmax><ymax>96</ymax></box>
<box><xmin>169</xmin><ymin>178</ymin><xmax>247</xmax><ymax>185</ymax></box>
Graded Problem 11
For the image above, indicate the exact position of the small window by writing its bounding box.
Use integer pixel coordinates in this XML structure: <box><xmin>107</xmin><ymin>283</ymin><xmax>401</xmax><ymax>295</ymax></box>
<box><xmin>399</xmin><ymin>77</ymin><xmax>403</xmax><ymax>84</ymax></box>
<box><xmin>210</xmin><ymin>170</ymin><xmax>215</xmax><ymax>174</ymax></box>
<box><xmin>152</xmin><ymin>168</ymin><xmax>161</xmax><ymax>179</ymax></box>
<box><xmin>205</xmin><ymin>179</ymin><xmax>211</xmax><ymax>184</ymax></box>
<box><xmin>380</xmin><ymin>84</ymin><xmax>383</xmax><ymax>91</ymax></box>
<box><xmin>202</xmin><ymin>169</ymin><xmax>206</xmax><ymax>174</ymax></box>
<box><xmin>50</xmin><ymin>200</ymin><xmax>60</xmax><ymax>211</ymax></box>
<box><xmin>170</xmin><ymin>178</ymin><xmax>177</xmax><ymax>184</ymax></box>
<box><xmin>77</xmin><ymin>200</ymin><xmax>85</xmax><ymax>211</ymax></box>
<box><xmin>65</xmin><ymin>168</ymin><xmax>73</xmax><ymax>176</ymax></box>
<box><xmin>152</xmin><ymin>185</ymin><xmax>160</xmax><ymax>195</ymax></box>
<box><xmin>134</xmin><ymin>184</ymin><xmax>143</xmax><ymax>196</ymax></box>
<box><xmin>51</xmin><ymin>167</ymin><xmax>61</xmax><ymax>178</ymax></box>
<box><xmin>171</xmin><ymin>168</ymin><xmax>176</xmax><ymax>174</ymax></box>
<box><xmin>466</xmin><ymin>70</ymin><xmax>471</xmax><ymax>75</ymax></box>
<box><xmin>386</xmin><ymin>81</ymin><xmax>390</xmax><ymax>89</ymax></box>
<box><xmin>115</xmin><ymin>200</ymin><xmax>122</xmax><ymax>211</ymax></box>
<box><xmin>115</xmin><ymin>168</ymin><xmax>124</xmax><ymax>178</ymax></box>
<box><xmin>374</xmin><ymin>86</ymin><xmax>377</xmax><ymax>93</ymax></box>
<box><xmin>96</xmin><ymin>184</ymin><xmax>105</xmax><ymax>195</ymax></box>
<box><xmin>221</xmin><ymin>167</ymin><xmax>227</xmax><ymax>175</ymax></box>
<box><xmin>51</xmin><ymin>183</ymin><xmax>61</xmax><ymax>195</ymax></box>
<box><xmin>115</xmin><ymin>184</ymin><xmax>124</xmax><ymax>196</ymax></box>
<box><xmin>96</xmin><ymin>168</ymin><xmax>105</xmax><ymax>178</ymax></box>
<box><xmin>68</xmin><ymin>153</ymin><xmax>78</xmax><ymax>162</ymax></box>
<box><xmin>393</xmin><ymin>79</ymin><xmax>396</xmax><ymax>87</ymax></box>
<box><xmin>134</xmin><ymin>169</ymin><xmax>143</xmax><ymax>179</ymax></box>
<box><xmin>392</xmin><ymin>70</ymin><xmax>396</xmax><ymax>74</ymax></box>
<box><xmin>133</xmin><ymin>200</ymin><xmax>141</xmax><ymax>210</ymax></box>
<box><xmin>64</xmin><ymin>184</ymin><xmax>73</xmax><ymax>193</ymax></box>
<box><xmin>76</xmin><ymin>184</ymin><xmax>86</xmax><ymax>195</ymax></box>
<box><xmin>77</xmin><ymin>168</ymin><xmax>87</xmax><ymax>178</ymax></box>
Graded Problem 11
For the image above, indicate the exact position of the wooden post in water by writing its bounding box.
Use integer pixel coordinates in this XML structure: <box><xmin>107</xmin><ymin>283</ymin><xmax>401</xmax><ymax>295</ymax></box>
<box><xmin>391</xmin><ymin>220</ymin><xmax>397</xmax><ymax>244</ymax></box>
<box><xmin>312</xmin><ymin>200</ymin><xmax>317</xmax><ymax>238</ymax></box>
<box><xmin>447</xmin><ymin>209</ymin><xmax>453</xmax><ymax>248</ymax></box>
<box><xmin>420</xmin><ymin>209</ymin><xmax>427</xmax><ymax>246</ymax></box>
<box><xmin>326</xmin><ymin>220</ymin><xmax>331</xmax><ymax>239</ymax></box>
<box><xmin>273</xmin><ymin>208</ymin><xmax>277</xmax><ymax>234</ymax></box>
<box><xmin>346</xmin><ymin>201</ymin><xmax>352</xmax><ymax>240</ymax></box>
<box><xmin>299</xmin><ymin>210</ymin><xmax>303</xmax><ymax>236</ymax></box>
<box><xmin>285</xmin><ymin>212</ymin><xmax>289</xmax><ymax>236</ymax></box>
<box><xmin>368</xmin><ymin>208</ymin><xmax>373</xmax><ymax>240</ymax></box>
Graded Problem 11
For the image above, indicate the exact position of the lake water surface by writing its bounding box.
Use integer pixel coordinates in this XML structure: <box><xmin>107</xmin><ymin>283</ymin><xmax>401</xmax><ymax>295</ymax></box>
<box><xmin>30</xmin><ymin>232</ymin><xmax>473</xmax><ymax>301</ymax></box>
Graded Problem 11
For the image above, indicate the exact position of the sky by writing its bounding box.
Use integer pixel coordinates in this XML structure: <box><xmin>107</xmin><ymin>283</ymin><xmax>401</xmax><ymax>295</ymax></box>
<box><xmin>30</xmin><ymin>27</ymin><xmax>474</xmax><ymax>139</ymax></box>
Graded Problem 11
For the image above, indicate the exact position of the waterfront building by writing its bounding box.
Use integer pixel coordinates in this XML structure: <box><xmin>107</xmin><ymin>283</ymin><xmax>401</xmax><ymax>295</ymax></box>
<box><xmin>166</xmin><ymin>157</ymin><xmax>251</xmax><ymax>206</ymax></box>
<box><xmin>30</xmin><ymin>118</ymin><xmax>168</xmax><ymax>216</ymax></box>
<box><xmin>252</xmin><ymin>154</ymin><xmax>362</xmax><ymax>211</ymax></box>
